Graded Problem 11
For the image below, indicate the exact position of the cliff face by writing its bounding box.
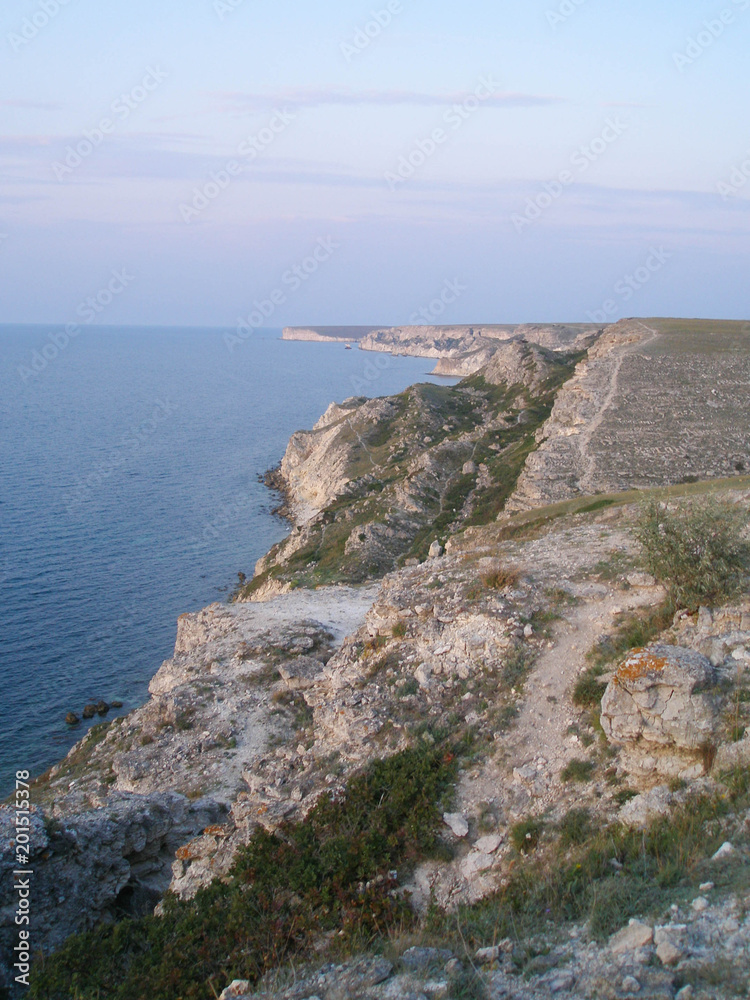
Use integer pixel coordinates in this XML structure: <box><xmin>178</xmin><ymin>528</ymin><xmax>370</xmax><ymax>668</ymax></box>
<box><xmin>243</xmin><ymin>340</ymin><xmax>579</xmax><ymax>600</ymax></box>
<box><xmin>12</xmin><ymin>318</ymin><xmax>750</xmax><ymax>998</ymax></box>
<box><xmin>508</xmin><ymin>318</ymin><xmax>750</xmax><ymax>510</ymax></box>
<box><xmin>283</xmin><ymin>323</ymin><xmax>602</xmax><ymax>378</ymax></box>
<box><xmin>14</xmin><ymin>480</ymin><xmax>750</xmax><ymax>998</ymax></box>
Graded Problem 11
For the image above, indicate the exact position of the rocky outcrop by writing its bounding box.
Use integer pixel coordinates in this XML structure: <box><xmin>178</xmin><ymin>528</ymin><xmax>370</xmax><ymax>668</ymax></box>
<box><xmin>601</xmin><ymin>644</ymin><xmax>718</xmax><ymax>751</ymax></box>
<box><xmin>0</xmin><ymin>791</ymin><xmax>225</xmax><ymax>982</ymax></box>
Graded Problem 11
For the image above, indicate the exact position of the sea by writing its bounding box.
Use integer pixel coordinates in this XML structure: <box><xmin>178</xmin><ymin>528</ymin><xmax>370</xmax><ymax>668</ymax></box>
<box><xmin>0</xmin><ymin>325</ymin><xmax>456</xmax><ymax>798</ymax></box>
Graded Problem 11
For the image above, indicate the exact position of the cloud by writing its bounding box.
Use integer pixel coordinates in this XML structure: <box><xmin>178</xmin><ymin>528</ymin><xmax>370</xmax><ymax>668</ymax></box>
<box><xmin>0</xmin><ymin>100</ymin><xmax>63</xmax><ymax>111</ymax></box>
<box><xmin>209</xmin><ymin>86</ymin><xmax>566</xmax><ymax>114</ymax></box>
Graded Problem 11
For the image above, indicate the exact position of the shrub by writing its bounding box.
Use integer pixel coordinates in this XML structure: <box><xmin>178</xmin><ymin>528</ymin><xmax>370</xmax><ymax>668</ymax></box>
<box><xmin>30</xmin><ymin>746</ymin><xmax>457</xmax><ymax>1000</ymax></box>
<box><xmin>635</xmin><ymin>496</ymin><xmax>749</xmax><ymax>610</ymax></box>
<box><xmin>392</xmin><ymin>622</ymin><xmax>407</xmax><ymax>639</ymax></box>
<box><xmin>572</xmin><ymin>669</ymin><xmax>607</xmax><ymax>708</ymax></box>
<box><xmin>559</xmin><ymin>808</ymin><xmax>592</xmax><ymax>847</ymax></box>
<box><xmin>481</xmin><ymin>567</ymin><xmax>520</xmax><ymax>591</ymax></box>
<box><xmin>560</xmin><ymin>759</ymin><xmax>595</xmax><ymax>783</ymax></box>
<box><xmin>511</xmin><ymin>818</ymin><xmax>544</xmax><ymax>854</ymax></box>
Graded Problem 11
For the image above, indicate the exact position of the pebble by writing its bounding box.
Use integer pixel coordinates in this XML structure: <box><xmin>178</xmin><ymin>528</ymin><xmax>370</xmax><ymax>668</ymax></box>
<box><xmin>699</xmin><ymin>881</ymin><xmax>714</xmax><ymax>892</ymax></box>
<box><xmin>621</xmin><ymin>976</ymin><xmax>641</xmax><ymax>993</ymax></box>
<box><xmin>692</xmin><ymin>896</ymin><xmax>709</xmax><ymax>912</ymax></box>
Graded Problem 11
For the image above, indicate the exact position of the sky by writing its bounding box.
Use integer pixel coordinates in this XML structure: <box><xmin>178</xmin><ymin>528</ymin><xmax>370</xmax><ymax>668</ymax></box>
<box><xmin>1</xmin><ymin>0</ymin><xmax>749</xmax><ymax>327</ymax></box>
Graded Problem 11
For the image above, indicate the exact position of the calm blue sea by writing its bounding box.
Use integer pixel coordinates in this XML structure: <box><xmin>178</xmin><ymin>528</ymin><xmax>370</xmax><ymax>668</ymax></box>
<box><xmin>0</xmin><ymin>325</ymin><xmax>454</xmax><ymax>797</ymax></box>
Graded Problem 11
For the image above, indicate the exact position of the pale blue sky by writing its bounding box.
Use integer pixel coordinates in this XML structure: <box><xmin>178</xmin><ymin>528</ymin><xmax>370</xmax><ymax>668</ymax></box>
<box><xmin>1</xmin><ymin>0</ymin><xmax>748</xmax><ymax>325</ymax></box>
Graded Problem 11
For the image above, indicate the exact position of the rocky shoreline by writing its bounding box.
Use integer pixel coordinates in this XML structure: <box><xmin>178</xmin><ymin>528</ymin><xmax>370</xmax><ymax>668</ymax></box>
<box><xmin>4</xmin><ymin>318</ymin><xmax>750</xmax><ymax>999</ymax></box>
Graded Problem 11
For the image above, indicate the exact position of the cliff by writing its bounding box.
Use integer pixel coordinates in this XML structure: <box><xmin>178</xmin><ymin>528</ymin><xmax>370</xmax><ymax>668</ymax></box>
<box><xmin>508</xmin><ymin>318</ymin><xmax>750</xmax><ymax>510</ymax></box>
<box><xmin>8</xmin><ymin>317</ymin><xmax>750</xmax><ymax>1000</ymax></box>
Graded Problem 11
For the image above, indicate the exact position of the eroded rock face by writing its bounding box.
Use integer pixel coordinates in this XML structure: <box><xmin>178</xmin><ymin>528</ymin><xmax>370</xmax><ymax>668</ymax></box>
<box><xmin>0</xmin><ymin>792</ymin><xmax>226</xmax><ymax>979</ymax></box>
<box><xmin>601</xmin><ymin>645</ymin><xmax>718</xmax><ymax>750</ymax></box>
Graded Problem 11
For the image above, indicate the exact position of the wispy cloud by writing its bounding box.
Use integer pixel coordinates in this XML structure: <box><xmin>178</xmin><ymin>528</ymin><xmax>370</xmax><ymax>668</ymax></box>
<box><xmin>209</xmin><ymin>86</ymin><xmax>566</xmax><ymax>114</ymax></box>
<box><xmin>0</xmin><ymin>99</ymin><xmax>63</xmax><ymax>111</ymax></box>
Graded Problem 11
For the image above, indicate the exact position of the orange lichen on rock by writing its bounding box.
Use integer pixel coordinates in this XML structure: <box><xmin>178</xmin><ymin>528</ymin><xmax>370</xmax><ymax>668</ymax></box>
<box><xmin>175</xmin><ymin>842</ymin><xmax>201</xmax><ymax>862</ymax></box>
<box><xmin>202</xmin><ymin>824</ymin><xmax>229</xmax><ymax>838</ymax></box>
<box><xmin>616</xmin><ymin>648</ymin><xmax>670</xmax><ymax>684</ymax></box>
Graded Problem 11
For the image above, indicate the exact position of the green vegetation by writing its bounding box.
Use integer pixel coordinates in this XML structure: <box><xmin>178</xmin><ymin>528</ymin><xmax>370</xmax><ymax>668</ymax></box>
<box><xmin>511</xmin><ymin>818</ymin><xmax>544</xmax><ymax>854</ymax></box>
<box><xmin>635</xmin><ymin>495</ymin><xmax>750</xmax><ymax>610</ymax></box>
<box><xmin>559</xmin><ymin>808</ymin><xmax>592</xmax><ymax>847</ymax></box>
<box><xmin>572</xmin><ymin>669</ymin><xmax>607</xmax><ymax>708</ymax></box>
<box><xmin>238</xmin><ymin>351</ymin><xmax>585</xmax><ymax>595</ymax></box>
<box><xmin>30</xmin><ymin>745</ymin><xmax>458</xmax><ymax>1000</ymax></box>
<box><xmin>560</xmin><ymin>759</ymin><xmax>596</xmax><ymax>783</ymax></box>
<box><xmin>586</xmin><ymin>600</ymin><xmax>675</xmax><ymax>671</ymax></box>
<box><xmin>428</xmin><ymin>785</ymin><xmax>746</xmax><ymax>952</ymax></box>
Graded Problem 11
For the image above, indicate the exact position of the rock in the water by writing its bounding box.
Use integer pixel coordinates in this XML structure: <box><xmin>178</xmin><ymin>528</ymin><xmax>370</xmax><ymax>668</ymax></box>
<box><xmin>82</xmin><ymin>704</ymin><xmax>97</xmax><ymax>719</ymax></box>
<box><xmin>601</xmin><ymin>645</ymin><xmax>717</xmax><ymax>750</ymax></box>
<box><xmin>96</xmin><ymin>701</ymin><xmax>110</xmax><ymax>715</ymax></box>
<box><xmin>65</xmin><ymin>712</ymin><xmax>80</xmax><ymax>726</ymax></box>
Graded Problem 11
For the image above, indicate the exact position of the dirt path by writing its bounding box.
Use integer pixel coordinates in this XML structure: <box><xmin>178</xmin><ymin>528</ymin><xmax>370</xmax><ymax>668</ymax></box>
<box><xmin>578</xmin><ymin>321</ymin><xmax>660</xmax><ymax>493</ymax></box>
<box><xmin>507</xmin><ymin>587</ymin><xmax>657</xmax><ymax>778</ymax></box>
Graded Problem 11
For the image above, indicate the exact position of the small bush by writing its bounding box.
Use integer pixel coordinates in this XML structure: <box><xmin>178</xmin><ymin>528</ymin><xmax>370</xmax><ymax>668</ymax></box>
<box><xmin>392</xmin><ymin>622</ymin><xmax>407</xmax><ymax>639</ymax></box>
<box><xmin>501</xmin><ymin>646</ymin><xmax>534</xmax><ymax>688</ymax></box>
<box><xmin>30</xmin><ymin>746</ymin><xmax>458</xmax><ymax>1000</ymax></box>
<box><xmin>587</xmin><ymin>600</ymin><xmax>674</xmax><ymax>670</ymax></box>
<box><xmin>635</xmin><ymin>496</ymin><xmax>749</xmax><ymax>610</ymax></box>
<box><xmin>511</xmin><ymin>818</ymin><xmax>544</xmax><ymax>854</ymax></box>
<box><xmin>560</xmin><ymin>759</ymin><xmax>595</xmax><ymax>783</ymax></box>
<box><xmin>559</xmin><ymin>808</ymin><xmax>592</xmax><ymax>847</ymax></box>
<box><xmin>481</xmin><ymin>567</ymin><xmax>520</xmax><ymax>591</ymax></box>
<box><xmin>572</xmin><ymin>669</ymin><xmax>607</xmax><ymax>708</ymax></box>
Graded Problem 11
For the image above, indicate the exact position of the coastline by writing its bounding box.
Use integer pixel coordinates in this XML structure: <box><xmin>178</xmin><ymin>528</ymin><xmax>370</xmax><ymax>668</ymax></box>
<box><xmin>7</xmin><ymin>317</ymin><xmax>750</xmax><ymax>998</ymax></box>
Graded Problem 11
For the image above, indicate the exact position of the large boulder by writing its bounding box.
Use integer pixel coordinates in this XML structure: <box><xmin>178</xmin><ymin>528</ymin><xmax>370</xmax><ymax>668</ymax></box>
<box><xmin>601</xmin><ymin>645</ymin><xmax>717</xmax><ymax>750</ymax></box>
